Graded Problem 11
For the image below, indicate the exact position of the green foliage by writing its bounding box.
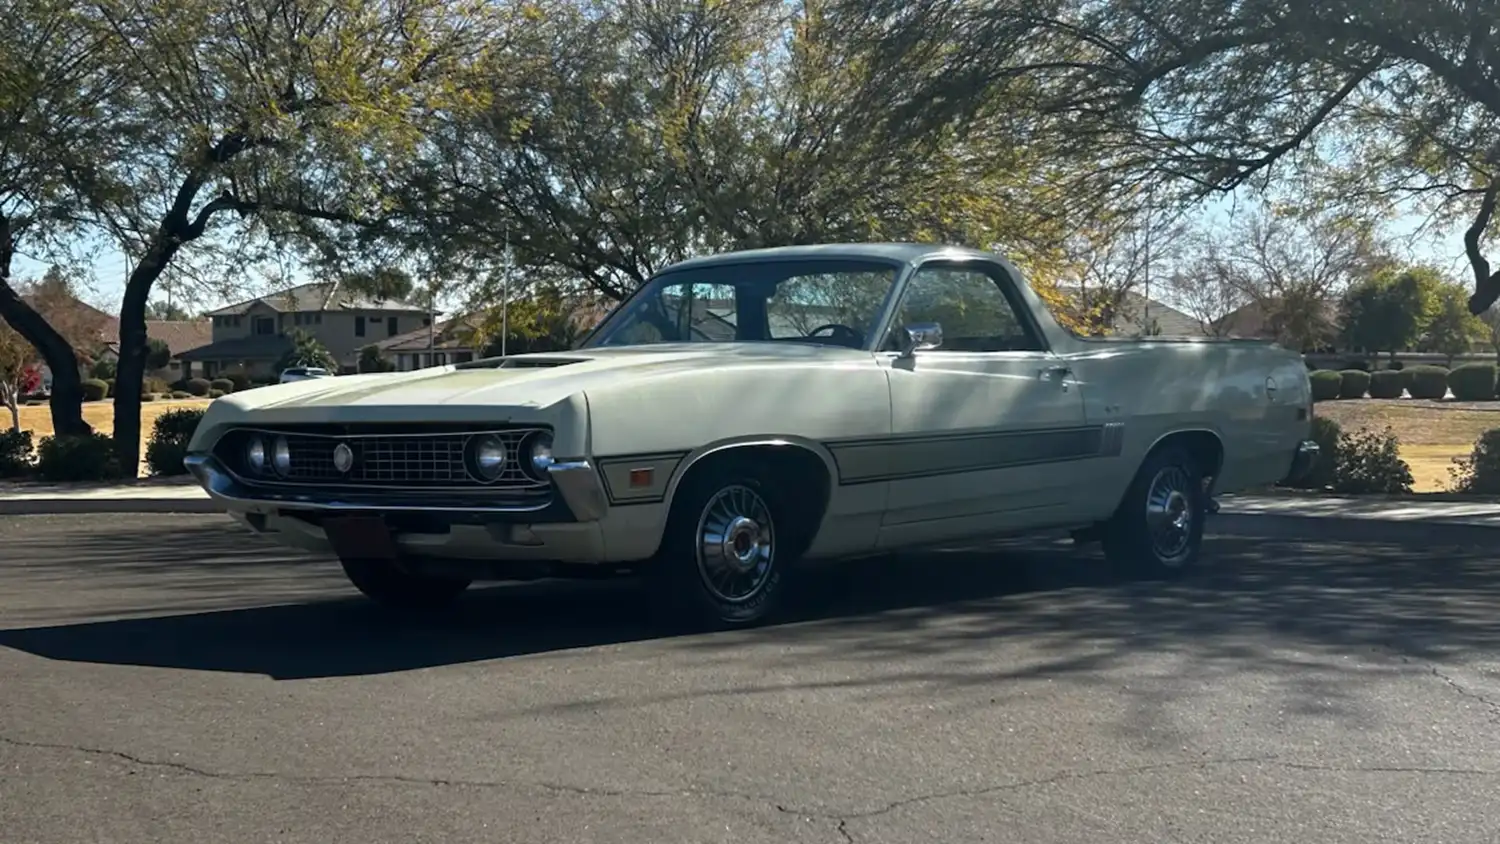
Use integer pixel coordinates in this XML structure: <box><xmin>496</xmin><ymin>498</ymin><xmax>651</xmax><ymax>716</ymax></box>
<box><xmin>104</xmin><ymin>377</ymin><xmax>114</xmax><ymax>397</ymax></box>
<box><xmin>144</xmin><ymin>407</ymin><xmax>204</xmax><ymax>477</ymax></box>
<box><xmin>143</xmin><ymin>393</ymin><xmax>157</xmax><ymax>401</ymax></box>
<box><xmin>90</xmin><ymin>358</ymin><xmax>117</xmax><ymax>380</ymax></box>
<box><xmin>277</xmin><ymin>330</ymin><xmax>336</xmax><ymax>373</ymax></box>
<box><xmin>222</xmin><ymin>371</ymin><xmax>251</xmax><ymax>392</ymax></box>
<box><xmin>207</xmin><ymin>388</ymin><xmax>225</xmax><ymax>399</ymax></box>
<box><xmin>1447</xmin><ymin>364</ymin><xmax>1497</xmax><ymax>402</ymax></box>
<box><xmin>146</xmin><ymin>338</ymin><xmax>172</xmax><ymax>370</ymax></box>
<box><xmin>1450</xmin><ymin>429</ymin><xmax>1500</xmax><ymax>494</ymax></box>
<box><xmin>1331</xmin><ymin>427</ymin><xmax>1413</xmax><ymax>495</ymax></box>
<box><xmin>0</xmin><ymin>429</ymin><xmax>34</xmax><ymax>478</ymax></box>
<box><xmin>1309</xmin><ymin>370</ymin><xmax>1342</xmax><ymax>402</ymax></box>
<box><xmin>1368</xmin><ymin>369</ymin><xmax>1404</xmax><ymax>399</ymax></box>
<box><xmin>169</xmin><ymin>390</ymin><xmax>191</xmax><ymax>399</ymax></box>
<box><xmin>1337</xmin><ymin>369</ymin><xmax>1370</xmax><ymax>399</ymax></box>
<box><xmin>183</xmin><ymin>378</ymin><xmax>211</xmax><ymax>397</ymax></box>
<box><xmin>1339</xmin><ymin>267</ymin><xmax>1441</xmax><ymax>356</ymax></box>
<box><xmin>1422</xmin><ymin>283</ymin><xmax>1486</xmax><ymax>362</ymax></box>
<box><xmin>80</xmin><ymin>378</ymin><xmax>108</xmax><ymax>401</ymax></box>
<box><xmin>208</xmin><ymin>378</ymin><xmax>234</xmax><ymax>394</ymax></box>
<box><xmin>143</xmin><ymin>377</ymin><xmax>169</xmax><ymax>395</ymax></box>
<box><xmin>1283</xmin><ymin>415</ymin><xmax>1341</xmax><ymax>491</ymax></box>
<box><xmin>1404</xmin><ymin>365</ymin><xmax>1450</xmax><ymax>400</ymax></box>
<box><xmin>357</xmin><ymin>344</ymin><xmax>396</xmax><ymax>373</ymax></box>
<box><xmin>35</xmin><ymin>432</ymin><xmax>120</xmax><ymax>482</ymax></box>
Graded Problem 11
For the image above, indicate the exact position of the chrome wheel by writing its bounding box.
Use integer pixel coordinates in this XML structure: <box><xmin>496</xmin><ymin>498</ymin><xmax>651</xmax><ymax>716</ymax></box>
<box><xmin>695</xmin><ymin>484</ymin><xmax>776</xmax><ymax>603</ymax></box>
<box><xmin>1145</xmin><ymin>465</ymin><xmax>1195</xmax><ymax>562</ymax></box>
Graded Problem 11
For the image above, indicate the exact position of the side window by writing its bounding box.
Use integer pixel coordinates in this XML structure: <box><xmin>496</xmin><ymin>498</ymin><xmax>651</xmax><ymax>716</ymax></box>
<box><xmin>886</xmin><ymin>265</ymin><xmax>1042</xmax><ymax>353</ymax></box>
<box><xmin>609</xmin><ymin>281</ymin><xmax>739</xmax><ymax>345</ymax></box>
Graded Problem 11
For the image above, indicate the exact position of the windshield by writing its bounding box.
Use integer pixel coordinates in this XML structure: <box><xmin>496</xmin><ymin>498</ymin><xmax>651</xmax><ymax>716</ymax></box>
<box><xmin>584</xmin><ymin>259</ymin><xmax>901</xmax><ymax>350</ymax></box>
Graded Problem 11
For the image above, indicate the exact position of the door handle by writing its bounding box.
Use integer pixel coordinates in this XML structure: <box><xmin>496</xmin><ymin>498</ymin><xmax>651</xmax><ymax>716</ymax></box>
<box><xmin>1040</xmin><ymin>365</ymin><xmax>1072</xmax><ymax>392</ymax></box>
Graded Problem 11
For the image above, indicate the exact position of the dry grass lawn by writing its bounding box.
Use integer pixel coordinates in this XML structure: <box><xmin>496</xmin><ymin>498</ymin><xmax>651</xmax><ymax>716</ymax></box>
<box><xmin>1312</xmin><ymin>398</ymin><xmax>1500</xmax><ymax>492</ymax></box>
<box><xmin>17</xmin><ymin>398</ymin><xmax>214</xmax><ymax>477</ymax></box>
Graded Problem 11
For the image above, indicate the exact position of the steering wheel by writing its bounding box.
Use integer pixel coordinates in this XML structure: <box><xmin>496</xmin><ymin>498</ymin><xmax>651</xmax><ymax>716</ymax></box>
<box><xmin>806</xmin><ymin>323</ymin><xmax>864</xmax><ymax>346</ymax></box>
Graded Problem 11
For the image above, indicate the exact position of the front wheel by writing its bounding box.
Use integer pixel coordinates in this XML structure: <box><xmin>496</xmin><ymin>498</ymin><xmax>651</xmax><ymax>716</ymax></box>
<box><xmin>648</xmin><ymin>463</ymin><xmax>799</xmax><ymax>629</ymax></box>
<box><xmin>1101</xmin><ymin>446</ymin><xmax>1206</xmax><ymax>579</ymax></box>
<box><xmin>340</xmin><ymin>557</ymin><xmax>472</xmax><ymax>611</ymax></box>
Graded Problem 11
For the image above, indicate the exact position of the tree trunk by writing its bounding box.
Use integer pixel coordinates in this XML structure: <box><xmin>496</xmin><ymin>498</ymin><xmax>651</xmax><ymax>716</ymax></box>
<box><xmin>113</xmin><ymin>246</ymin><xmax>173</xmax><ymax>477</ymax></box>
<box><xmin>0</xmin><ymin>215</ymin><xmax>90</xmax><ymax>437</ymax></box>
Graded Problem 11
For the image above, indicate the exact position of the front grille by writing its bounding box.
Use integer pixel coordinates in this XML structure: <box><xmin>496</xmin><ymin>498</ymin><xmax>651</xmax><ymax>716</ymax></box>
<box><xmin>216</xmin><ymin>426</ymin><xmax>552</xmax><ymax>494</ymax></box>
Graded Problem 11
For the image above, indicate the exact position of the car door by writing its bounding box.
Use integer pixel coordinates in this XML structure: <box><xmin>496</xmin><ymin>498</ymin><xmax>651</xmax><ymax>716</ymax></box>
<box><xmin>873</xmin><ymin>260</ymin><xmax>1092</xmax><ymax>548</ymax></box>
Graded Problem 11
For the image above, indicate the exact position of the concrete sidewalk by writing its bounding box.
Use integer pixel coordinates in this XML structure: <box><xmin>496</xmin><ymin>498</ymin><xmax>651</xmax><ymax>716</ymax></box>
<box><xmin>1</xmin><ymin>480</ymin><xmax>1498</xmax><ymax>541</ymax></box>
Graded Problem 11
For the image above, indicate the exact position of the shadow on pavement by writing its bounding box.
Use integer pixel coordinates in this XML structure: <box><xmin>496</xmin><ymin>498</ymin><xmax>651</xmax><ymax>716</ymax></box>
<box><xmin>1</xmin><ymin>513</ymin><xmax>1498</xmax><ymax>682</ymax></box>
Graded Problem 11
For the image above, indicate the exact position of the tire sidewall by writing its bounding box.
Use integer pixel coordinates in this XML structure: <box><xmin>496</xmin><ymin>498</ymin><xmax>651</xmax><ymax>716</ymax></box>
<box><xmin>1106</xmin><ymin>447</ymin><xmax>1206</xmax><ymax>578</ymax></box>
<box><xmin>654</xmin><ymin>465</ymin><xmax>794</xmax><ymax>628</ymax></box>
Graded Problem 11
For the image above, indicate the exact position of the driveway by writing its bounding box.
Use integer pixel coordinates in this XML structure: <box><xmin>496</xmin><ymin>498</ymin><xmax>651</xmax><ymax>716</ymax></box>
<box><xmin>1</xmin><ymin>514</ymin><xmax>1497</xmax><ymax>843</ymax></box>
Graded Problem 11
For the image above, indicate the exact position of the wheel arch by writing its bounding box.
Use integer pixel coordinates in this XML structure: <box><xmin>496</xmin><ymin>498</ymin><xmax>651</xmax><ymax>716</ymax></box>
<box><xmin>1143</xmin><ymin>427</ymin><xmax>1226</xmax><ymax>481</ymax></box>
<box><xmin>661</xmin><ymin>436</ymin><xmax>838</xmax><ymax>546</ymax></box>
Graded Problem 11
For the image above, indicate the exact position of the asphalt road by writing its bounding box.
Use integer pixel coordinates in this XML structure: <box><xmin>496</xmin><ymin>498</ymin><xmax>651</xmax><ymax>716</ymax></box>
<box><xmin>2</xmin><ymin>515</ymin><xmax>1499</xmax><ymax>844</ymax></box>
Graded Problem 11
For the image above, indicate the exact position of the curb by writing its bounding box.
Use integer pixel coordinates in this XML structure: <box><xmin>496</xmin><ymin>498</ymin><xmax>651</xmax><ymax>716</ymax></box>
<box><xmin>0</xmin><ymin>497</ymin><xmax>222</xmax><ymax>516</ymax></box>
<box><xmin>1210</xmin><ymin>512</ymin><xmax>1500</xmax><ymax>544</ymax></box>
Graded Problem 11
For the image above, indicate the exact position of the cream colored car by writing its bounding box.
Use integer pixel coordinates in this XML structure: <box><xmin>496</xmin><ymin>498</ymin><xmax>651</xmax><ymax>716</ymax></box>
<box><xmin>185</xmin><ymin>243</ymin><xmax>1318</xmax><ymax>627</ymax></box>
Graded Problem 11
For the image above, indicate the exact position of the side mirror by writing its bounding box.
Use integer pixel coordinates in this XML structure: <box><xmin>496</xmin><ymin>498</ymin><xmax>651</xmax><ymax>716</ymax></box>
<box><xmin>897</xmin><ymin>322</ymin><xmax>943</xmax><ymax>356</ymax></box>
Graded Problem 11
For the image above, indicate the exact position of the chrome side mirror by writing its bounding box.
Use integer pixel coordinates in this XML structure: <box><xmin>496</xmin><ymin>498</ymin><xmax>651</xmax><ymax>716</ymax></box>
<box><xmin>897</xmin><ymin>322</ymin><xmax>943</xmax><ymax>356</ymax></box>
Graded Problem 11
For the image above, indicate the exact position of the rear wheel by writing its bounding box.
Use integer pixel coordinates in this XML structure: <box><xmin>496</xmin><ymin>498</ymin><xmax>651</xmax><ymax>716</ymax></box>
<box><xmin>340</xmin><ymin>557</ymin><xmax>472</xmax><ymax>611</ymax></box>
<box><xmin>648</xmin><ymin>462</ymin><xmax>801</xmax><ymax>629</ymax></box>
<box><xmin>1101</xmin><ymin>446</ymin><xmax>1206</xmax><ymax>579</ymax></box>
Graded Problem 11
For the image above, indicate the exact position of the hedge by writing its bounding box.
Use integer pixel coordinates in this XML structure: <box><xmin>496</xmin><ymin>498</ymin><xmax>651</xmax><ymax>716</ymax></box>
<box><xmin>1448</xmin><ymin>363</ymin><xmax>1498</xmax><ymax>401</ymax></box>
<box><xmin>1405</xmin><ymin>365</ymin><xmax>1451</xmax><ymax>400</ymax></box>
<box><xmin>80</xmin><ymin>378</ymin><xmax>109</xmax><ymax>402</ymax></box>
<box><xmin>1309</xmin><ymin>370</ymin><xmax>1342</xmax><ymax>402</ymax></box>
<box><xmin>1338</xmin><ymin>369</ymin><xmax>1371</xmax><ymax>399</ymax></box>
<box><xmin>1368</xmin><ymin>369</ymin><xmax>1404</xmax><ymax>399</ymax></box>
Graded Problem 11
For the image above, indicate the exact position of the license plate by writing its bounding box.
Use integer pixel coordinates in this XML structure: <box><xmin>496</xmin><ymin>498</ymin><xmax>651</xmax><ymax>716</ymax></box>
<box><xmin>322</xmin><ymin>515</ymin><xmax>399</xmax><ymax>560</ymax></box>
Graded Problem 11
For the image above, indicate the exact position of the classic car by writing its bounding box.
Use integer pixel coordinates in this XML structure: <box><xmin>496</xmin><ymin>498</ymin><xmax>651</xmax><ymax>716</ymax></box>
<box><xmin>184</xmin><ymin>243</ymin><xmax>1318</xmax><ymax>627</ymax></box>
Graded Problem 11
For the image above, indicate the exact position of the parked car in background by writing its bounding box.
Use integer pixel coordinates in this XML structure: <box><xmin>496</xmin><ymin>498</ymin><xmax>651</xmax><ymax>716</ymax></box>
<box><xmin>278</xmin><ymin>366</ymin><xmax>331</xmax><ymax>384</ymax></box>
<box><xmin>186</xmin><ymin>243</ymin><xmax>1317</xmax><ymax>629</ymax></box>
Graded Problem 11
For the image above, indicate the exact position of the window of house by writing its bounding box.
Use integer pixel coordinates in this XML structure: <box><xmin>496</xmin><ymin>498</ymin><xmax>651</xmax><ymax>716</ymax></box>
<box><xmin>883</xmin><ymin>264</ymin><xmax>1043</xmax><ymax>353</ymax></box>
<box><xmin>433</xmin><ymin>352</ymin><xmax>447</xmax><ymax>366</ymax></box>
<box><xmin>253</xmin><ymin>316</ymin><xmax>275</xmax><ymax>336</ymax></box>
<box><xmin>355</xmin><ymin>316</ymin><xmax>366</xmax><ymax>337</ymax></box>
<box><xmin>387</xmin><ymin>316</ymin><xmax>398</xmax><ymax>336</ymax></box>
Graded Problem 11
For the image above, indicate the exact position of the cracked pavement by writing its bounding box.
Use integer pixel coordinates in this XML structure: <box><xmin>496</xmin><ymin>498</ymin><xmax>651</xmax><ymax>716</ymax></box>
<box><xmin>2</xmin><ymin>514</ymin><xmax>1499</xmax><ymax>843</ymax></box>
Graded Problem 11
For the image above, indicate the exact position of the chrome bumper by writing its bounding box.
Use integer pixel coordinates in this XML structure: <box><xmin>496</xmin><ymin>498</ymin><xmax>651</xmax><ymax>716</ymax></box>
<box><xmin>1282</xmin><ymin>439</ymin><xmax>1321</xmax><ymax>484</ymax></box>
<box><xmin>182</xmin><ymin>453</ymin><xmax>610</xmax><ymax>521</ymax></box>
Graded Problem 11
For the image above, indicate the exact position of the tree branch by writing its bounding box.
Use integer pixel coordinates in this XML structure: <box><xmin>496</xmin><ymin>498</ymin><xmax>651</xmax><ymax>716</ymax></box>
<box><xmin>1465</xmin><ymin>182</ymin><xmax>1500</xmax><ymax>314</ymax></box>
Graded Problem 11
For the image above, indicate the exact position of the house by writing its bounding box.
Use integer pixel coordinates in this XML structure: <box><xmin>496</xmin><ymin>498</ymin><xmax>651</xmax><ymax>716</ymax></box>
<box><xmin>376</xmin><ymin>317</ymin><xmax>482</xmax><ymax>371</ymax></box>
<box><xmin>98</xmin><ymin>319</ymin><xmax>214</xmax><ymax>380</ymax></box>
<box><xmin>178</xmin><ymin>282</ymin><xmax>435</xmax><ymax>378</ymax></box>
<box><xmin>1214</xmin><ymin>298</ymin><xmax>1341</xmax><ymax>351</ymax></box>
<box><xmin>1058</xmin><ymin>287</ymin><xmax>1208</xmax><ymax>337</ymax></box>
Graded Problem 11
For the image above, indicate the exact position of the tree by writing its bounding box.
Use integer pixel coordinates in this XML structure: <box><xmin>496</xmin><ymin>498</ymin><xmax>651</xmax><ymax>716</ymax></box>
<box><xmin>0</xmin><ymin>320</ymin><xmax>30</xmax><ymax>431</ymax></box>
<box><xmin>1423</xmin><ymin>282</ymin><xmax>1486</xmax><ymax>365</ymax></box>
<box><xmin>357</xmin><ymin>344</ymin><xmax>395</xmax><ymax>373</ymax></box>
<box><xmin>276</xmin><ymin>330</ymin><xmax>335</xmax><ymax>373</ymax></box>
<box><xmin>145</xmin><ymin>301</ymin><xmax>190</xmax><ymax>320</ymax></box>
<box><xmin>835</xmin><ymin>0</ymin><xmax>1500</xmax><ymax>315</ymax></box>
<box><xmin>1340</xmin><ymin>267</ymin><xmax>1443</xmax><ymax>361</ymax></box>
<box><xmin>0</xmin><ymin>0</ymin><xmax>128</xmax><ymax>436</ymax></box>
<box><xmin>403</xmin><ymin>0</ymin><xmax>1125</xmax><ymax>333</ymax></box>
<box><xmin>84</xmin><ymin>0</ymin><xmax>517</xmax><ymax>473</ymax></box>
<box><xmin>146</xmin><ymin>338</ymin><xmax>171</xmax><ymax>371</ymax></box>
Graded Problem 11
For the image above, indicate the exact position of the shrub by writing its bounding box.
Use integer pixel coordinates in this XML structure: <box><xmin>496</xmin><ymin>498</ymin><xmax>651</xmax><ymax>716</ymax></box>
<box><xmin>1450</xmin><ymin>428</ymin><xmax>1500</xmax><ymax>494</ymax></box>
<box><xmin>223</xmin><ymin>371</ymin><xmax>251</xmax><ymax>392</ymax></box>
<box><xmin>1447</xmin><ymin>363</ymin><xmax>1498</xmax><ymax>401</ymax></box>
<box><xmin>1338</xmin><ymin>369</ymin><xmax>1371</xmax><ymax>399</ymax></box>
<box><xmin>0</xmin><ymin>429</ymin><xmax>34</xmax><ymax>478</ymax></box>
<box><xmin>1405</xmin><ymin>365</ymin><xmax>1451</xmax><ymax>400</ymax></box>
<box><xmin>1386</xmin><ymin>360</ymin><xmax>1405</xmax><ymax>371</ymax></box>
<box><xmin>170</xmin><ymin>390</ymin><xmax>191</xmax><ymax>399</ymax></box>
<box><xmin>184</xmin><ymin>377</ymin><xmax>211</xmax><ymax>397</ymax></box>
<box><xmin>207</xmin><ymin>388</ymin><xmax>225</xmax><ymax>399</ymax></box>
<box><xmin>1368</xmin><ymin>369</ymin><xmax>1404</xmax><ymax>399</ymax></box>
<box><xmin>1283</xmin><ymin>415</ymin><xmax>1342</xmax><ymax>490</ymax></box>
<box><xmin>35</xmin><ymin>432</ymin><xmax>121</xmax><ymax>482</ymax></box>
<box><xmin>1309</xmin><ymin>370</ymin><xmax>1342</xmax><ymax>401</ymax></box>
<box><xmin>143</xmin><ymin>393</ymin><xmax>158</xmax><ymax>402</ymax></box>
<box><xmin>144</xmin><ymin>407</ymin><xmax>205</xmax><ymax>476</ymax></box>
<box><xmin>90</xmin><ymin>358</ymin><xmax>117</xmax><ymax>380</ymax></box>
<box><xmin>104</xmin><ymin>377</ymin><xmax>115</xmax><ymax>397</ymax></box>
<box><xmin>1341</xmin><ymin>359</ymin><xmax>1371</xmax><ymax>371</ymax></box>
<box><xmin>80</xmin><ymin>378</ymin><xmax>109</xmax><ymax>401</ymax></box>
<box><xmin>209</xmin><ymin>377</ymin><xmax>234</xmax><ymax>394</ymax></box>
<box><xmin>143</xmin><ymin>377</ymin><xmax>169</xmax><ymax>395</ymax></box>
<box><xmin>1331</xmin><ymin>426</ymin><xmax>1413</xmax><ymax>495</ymax></box>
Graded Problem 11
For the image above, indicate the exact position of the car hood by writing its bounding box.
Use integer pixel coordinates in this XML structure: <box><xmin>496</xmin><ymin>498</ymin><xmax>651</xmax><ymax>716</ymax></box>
<box><xmin>222</xmin><ymin>343</ymin><xmax>877</xmax><ymax>415</ymax></box>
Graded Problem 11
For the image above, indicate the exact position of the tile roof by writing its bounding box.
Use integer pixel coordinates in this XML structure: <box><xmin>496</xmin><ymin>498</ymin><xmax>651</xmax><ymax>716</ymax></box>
<box><xmin>175</xmin><ymin>334</ymin><xmax>293</xmax><ymax>362</ymax></box>
<box><xmin>205</xmin><ymin>281</ymin><xmax>430</xmax><ymax>317</ymax></box>
<box><xmin>146</xmin><ymin>319</ymin><xmax>213</xmax><ymax>356</ymax></box>
<box><xmin>376</xmin><ymin>316</ymin><xmax>481</xmax><ymax>352</ymax></box>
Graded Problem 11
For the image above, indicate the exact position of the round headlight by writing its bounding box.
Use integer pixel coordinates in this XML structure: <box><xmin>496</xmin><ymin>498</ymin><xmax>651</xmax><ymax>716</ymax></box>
<box><xmin>529</xmin><ymin>433</ymin><xmax>554</xmax><ymax>474</ymax></box>
<box><xmin>246</xmin><ymin>436</ymin><xmax>267</xmax><ymax>473</ymax></box>
<box><xmin>272</xmin><ymin>436</ymin><xmax>292</xmax><ymax>476</ymax></box>
<box><xmin>469</xmin><ymin>434</ymin><xmax>506</xmax><ymax>480</ymax></box>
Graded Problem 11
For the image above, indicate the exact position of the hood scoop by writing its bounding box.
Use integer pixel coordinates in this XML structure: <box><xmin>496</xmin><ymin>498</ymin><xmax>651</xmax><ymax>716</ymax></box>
<box><xmin>456</xmin><ymin>355</ymin><xmax>588</xmax><ymax>371</ymax></box>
